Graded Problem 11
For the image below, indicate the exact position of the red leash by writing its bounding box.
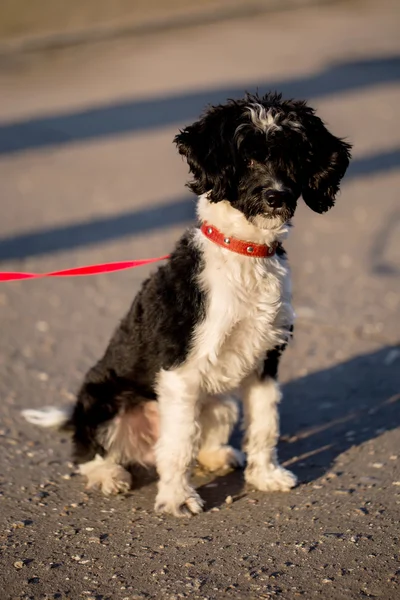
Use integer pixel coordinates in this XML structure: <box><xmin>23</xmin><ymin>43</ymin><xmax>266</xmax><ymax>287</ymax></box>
<box><xmin>0</xmin><ymin>255</ymin><xmax>170</xmax><ymax>282</ymax></box>
<box><xmin>0</xmin><ymin>221</ymin><xmax>277</xmax><ymax>282</ymax></box>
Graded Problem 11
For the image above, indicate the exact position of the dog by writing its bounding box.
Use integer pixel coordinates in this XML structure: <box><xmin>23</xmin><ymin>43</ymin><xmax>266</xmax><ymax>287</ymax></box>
<box><xmin>22</xmin><ymin>92</ymin><xmax>351</xmax><ymax>517</ymax></box>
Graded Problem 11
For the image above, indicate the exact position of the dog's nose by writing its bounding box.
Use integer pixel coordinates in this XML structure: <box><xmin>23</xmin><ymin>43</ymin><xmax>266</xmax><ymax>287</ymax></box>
<box><xmin>264</xmin><ymin>190</ymin><xmax>285</xmax><ymax>208</ymax></box>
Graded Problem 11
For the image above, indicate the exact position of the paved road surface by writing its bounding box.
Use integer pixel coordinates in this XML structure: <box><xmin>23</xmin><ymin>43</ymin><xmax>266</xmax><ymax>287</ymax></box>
<box><xmin>0</xmin><ymin>0</ymin><xmax>399</xmax><ymax>598</ymax></box>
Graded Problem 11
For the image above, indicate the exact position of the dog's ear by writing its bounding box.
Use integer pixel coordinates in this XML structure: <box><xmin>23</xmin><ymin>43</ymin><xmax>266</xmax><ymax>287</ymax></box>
<box><xmin>174</xmin><ymin>105</ymin><xmax>239</xmax><ymax>202</ymax></box>
<box><xmin>298</xmin><ymin>106</ymin><xmax>352</xmax><ymax>213</ymax></box>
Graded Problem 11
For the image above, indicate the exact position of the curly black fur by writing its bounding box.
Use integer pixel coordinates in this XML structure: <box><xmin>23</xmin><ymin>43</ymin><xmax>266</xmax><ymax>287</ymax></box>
<box><xmin>175</xmin><ymin>92</ymin><xmax>351</xmax><ymax>215</ymax></box>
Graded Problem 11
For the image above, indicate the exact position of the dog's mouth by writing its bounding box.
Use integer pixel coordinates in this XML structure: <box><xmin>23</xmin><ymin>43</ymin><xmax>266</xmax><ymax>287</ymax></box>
<box><xmin>266</xmin><ymin>204</ymin><xmax>293</xmax><ymax>217</ymax></box>
<box><xmin>267</xmin><ymin>205</ymin><xmax>285</xmax><ymax>214</ymax></box>
<box><xmin>251</xmin><ymin>210</ymin><xmax>293</xmax><ymax>232</ymax></box>
<box><xmin>262</xmin><ymin>209</ymin><xmax>293</xmax><ymax>226</ymax></box>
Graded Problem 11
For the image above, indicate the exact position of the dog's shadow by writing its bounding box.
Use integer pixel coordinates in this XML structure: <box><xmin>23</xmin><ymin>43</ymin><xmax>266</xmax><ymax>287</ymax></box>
<box><xmin>197</xmin><ymin>344</ymin><xmax>400</xmax><ymax>510</ymax></box>
<box><xmin>128</xmin><ymin>345</ymin><xmax>399</xmax><ymax>510</ymax></box>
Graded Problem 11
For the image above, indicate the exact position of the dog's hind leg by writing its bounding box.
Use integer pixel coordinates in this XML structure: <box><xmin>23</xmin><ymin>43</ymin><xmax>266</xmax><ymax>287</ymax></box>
<box><xmin>75</xmin><ymin>400</ymin><xmax>161</xmax><ymax>497</ymax></box>
<box><xmin>71</xmin><ymin>380</ymin><xmax>132</xmax><ymax>496</ymax></box>
<box><xmin>72</xmin><ymin>366</ymin><xmax>160</xmax><ymax>496</ymax></box>
<box><xmin>75</xmin><ymin>401</ymin><xmax>160</xmax><ymax>496</ymax></box>
<box><xmin>197</xmin><ymin>396</ymin><xmax>245</xmax><ymax>471</ymax></box>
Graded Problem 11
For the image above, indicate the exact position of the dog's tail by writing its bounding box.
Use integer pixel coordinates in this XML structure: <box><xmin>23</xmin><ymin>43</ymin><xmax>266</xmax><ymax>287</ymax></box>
<box><xmin>21</xmin><ymin>405</ymin><xmax>73</xmax><ymax>429</ymax></box>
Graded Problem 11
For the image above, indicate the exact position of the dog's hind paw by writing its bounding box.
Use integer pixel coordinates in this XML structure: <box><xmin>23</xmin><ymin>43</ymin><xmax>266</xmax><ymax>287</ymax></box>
<box><xmin>198</xmin><ymin>445</ymin><xmax>246</xmax><ymax>472</ymax></box>
<box><xmin>79</xmin><ymin>455</ymin><xmax>132</xmax><ymax>496</ymax></box>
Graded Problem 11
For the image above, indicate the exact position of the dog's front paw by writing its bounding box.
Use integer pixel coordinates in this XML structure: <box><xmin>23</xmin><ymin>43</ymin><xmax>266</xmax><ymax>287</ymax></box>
<box><xmin>155</xmin><ymin>483</ymin><xmax>204</xmax><ymax>517</ymax></box>
<box><xmin>245</xmin><ymin>464</ymin><xmax>297</xmax><ymax>492</ymax></box>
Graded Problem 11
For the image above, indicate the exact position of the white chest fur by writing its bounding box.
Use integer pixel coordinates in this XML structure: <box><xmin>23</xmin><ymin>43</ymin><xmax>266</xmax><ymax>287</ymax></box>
<box><xmin>191</xmin><ymin>229</ymin><xmax>294</xmax><ymax>394</ymax></box>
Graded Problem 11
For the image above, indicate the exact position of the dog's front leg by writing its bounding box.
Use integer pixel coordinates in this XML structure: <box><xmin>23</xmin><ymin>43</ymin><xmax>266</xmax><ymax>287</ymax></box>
<box><xmin>242</xmin><ymin>365</ymin><xmax>297</xmax><ymax>492</ymax></box>
<box><xmin>154</xmin><ymin>369</ymin><xmax>203</xmax><ymax>517</ymax></box>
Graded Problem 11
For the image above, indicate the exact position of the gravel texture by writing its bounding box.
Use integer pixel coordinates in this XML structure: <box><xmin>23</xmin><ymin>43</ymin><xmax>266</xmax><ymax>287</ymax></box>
<box><xmin>0</xmin><ymin>0</ymin><xmax>399</xmax><ymax>598</ymax></box>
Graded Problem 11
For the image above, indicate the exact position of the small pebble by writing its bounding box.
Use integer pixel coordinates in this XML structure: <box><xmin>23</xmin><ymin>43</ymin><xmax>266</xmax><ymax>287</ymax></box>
<box><xmin>14</xmin><ymin>561</ymin><xmax>24</xmax><ymax>569</ymax></box>
<box><xmin>355</xmin><ymin>507</ymin><xmax>369</xmax><ymax>516</ymax></box>
<box><xmin>36</xmin><ymin>321</ymin><xmax>49</xmax><ymax>332</ymax></box>
<box><xmin>12</xmin><ymin>521</ymin><xmax>26</xmax><ymax>528</ymax></box>
<box><xmin>225</xmin><ymin>495</ymin><xmax>233</xmax><ymax>505</ymax></box>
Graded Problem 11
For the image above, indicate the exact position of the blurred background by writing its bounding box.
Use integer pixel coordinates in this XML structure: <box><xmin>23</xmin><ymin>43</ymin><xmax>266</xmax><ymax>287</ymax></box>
<box><xmin>0</xmin><ymin>1</ymin><xmax>399</xmax><ymax>596</ymax></box>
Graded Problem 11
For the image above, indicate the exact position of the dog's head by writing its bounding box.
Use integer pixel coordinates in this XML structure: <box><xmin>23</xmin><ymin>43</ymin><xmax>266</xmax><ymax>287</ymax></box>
<box><xmin>174</xmin><ymin>93</ymin><xmax>352</xmax><ymax>225</ymax></box>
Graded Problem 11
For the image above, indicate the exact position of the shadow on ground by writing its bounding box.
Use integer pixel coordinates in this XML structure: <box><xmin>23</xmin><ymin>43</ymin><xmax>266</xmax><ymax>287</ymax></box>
<box><xmin>1</xmin><ymin>54</ymin><xmax>400</xmax><ymax>262</ymax></box>
<box><xmin>369</xmin><ymin>208</ymin><xmax>400</xmax><ymax>276</ymax></box>
<box><xmin>0</xmin><ymin>194</ymin><xmax>196</xmax><ymax>261</ymax></box>
<box><xmin>198</xmin><ymin>344</ymin><xmax>400</xmax><ymax>510</ymax></box>
<box><xmin>0</xmin><ymin>147</ymin><xmax>400</xmax><ymax>262</ymax></box>
<box><xmin>1</xmin><ymin>55</ymin><xmax>400</xmax><ymax>155</ymax></box>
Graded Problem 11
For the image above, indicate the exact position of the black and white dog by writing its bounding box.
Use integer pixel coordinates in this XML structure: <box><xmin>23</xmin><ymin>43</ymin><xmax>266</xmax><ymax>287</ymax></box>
<box><xmin>23</xmin><ymin>93</ymin><xmax>351</xmax><ymax>517</ymax></box>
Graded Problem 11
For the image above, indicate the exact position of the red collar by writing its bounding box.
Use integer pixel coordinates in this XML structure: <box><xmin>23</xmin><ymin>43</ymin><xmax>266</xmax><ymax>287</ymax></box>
<box><xmin>200</xmin><ymin>222</ymin><xmax>277</xmax><ymax>258</ymax></box>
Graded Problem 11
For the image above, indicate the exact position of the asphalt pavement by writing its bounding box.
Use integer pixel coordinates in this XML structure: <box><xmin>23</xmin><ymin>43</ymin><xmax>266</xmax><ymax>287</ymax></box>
<box><xmin>0</xmin><ymin>0</ymin><xmax>399</xmax><ymax>598</ymax></box>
